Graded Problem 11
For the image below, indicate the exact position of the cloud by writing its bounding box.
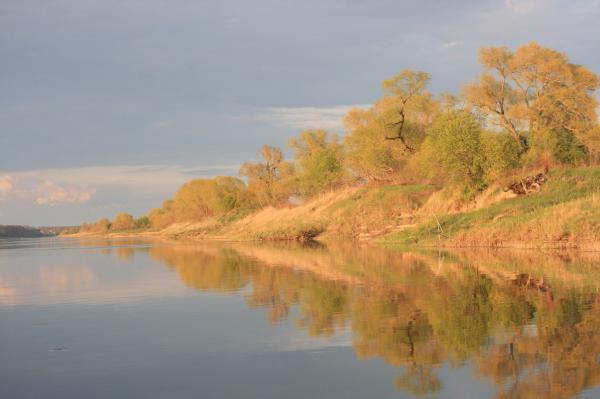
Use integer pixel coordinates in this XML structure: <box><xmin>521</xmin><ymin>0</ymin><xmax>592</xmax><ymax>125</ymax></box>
<box><xmin>505</xmin><ymin>0</ymin><xmax>544</xmax><ymax>14</ymax></box>
<box><xmin>15</xmin><ymin>164</ymin><xmax>240</xmax><ymax>197</ymax></box>
<box><xmin>254</xmin><ymin>105</ymin><xmax>369</xmax><ymax>130</ymax></box>
<box><xmin>34</xmin><ymin>180</ymin><xmax>95</xmax><ymax>206</ymax></box>
<box><xmin>0</xmin><ymin>176</ymin><xmax>13</xmax><ymax>198</ymax></box>
<box><xmin>0</xmin><ymin>164</ymin><xmax>242</xmax><ymax>225</ymax></box>
<box><xmin>439</xmin><ymin>40</ymin><xmax>465</xmax><ymax>49</ymax></box>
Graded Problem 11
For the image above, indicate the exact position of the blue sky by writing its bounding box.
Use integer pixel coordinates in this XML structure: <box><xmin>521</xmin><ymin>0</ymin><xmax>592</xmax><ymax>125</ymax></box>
<box><xmin>1</xmin><ymin>0</ymin><xmax>599</xmax><ymax>225</ymax></box>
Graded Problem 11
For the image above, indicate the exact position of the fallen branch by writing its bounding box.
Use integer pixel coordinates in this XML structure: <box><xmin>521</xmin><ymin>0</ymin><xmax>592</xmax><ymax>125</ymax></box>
<box><xmin>505</xmin><ymin>173</ymin><xmax>547</xmax><ymax>195</ymax></box>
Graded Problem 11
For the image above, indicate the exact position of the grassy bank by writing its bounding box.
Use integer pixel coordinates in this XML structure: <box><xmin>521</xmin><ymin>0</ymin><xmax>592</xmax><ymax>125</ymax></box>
<box><xmin>165</xmin><ymin>184</ymin><xmax>436</xmax><ymax>241</ymax></box>
<box><xmin>67</xmin><ymin>167</ymin><xmax>600</xmax><ymax>250</ymax></box>
<box><xmin>382</xmin><ymin>167</ymin><xmax>600</xmax><ymax>249</ymax></box>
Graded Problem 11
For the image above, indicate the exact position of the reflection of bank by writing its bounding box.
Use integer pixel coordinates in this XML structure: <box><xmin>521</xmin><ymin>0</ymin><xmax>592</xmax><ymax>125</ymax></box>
<box><xmin>144</xmin><ymin>242</ymin><xmax>600</xmax><ymax>398</ymax></box>
<box><xmin>115</xmin><ymin>247</ymin><xmax>135</xmax><ymax>261</ymax></box>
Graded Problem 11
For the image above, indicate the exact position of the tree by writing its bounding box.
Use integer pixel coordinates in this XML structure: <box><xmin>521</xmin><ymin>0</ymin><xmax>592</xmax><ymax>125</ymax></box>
<box><xmin>111</xmin><ymin>213</ymin><xmax>135</xmax><ymax>230</ymax></box>
<box><xmin>239</xmin><ymin>145</ymin><xmax>292</xmax><ymax>206</ymax></box>
<box><xmin>344</xmin><ymin>107</ymin><xmax>409</xmax><ymax>182</ymax></box>
<box><xmin>420</xmin><ymin>111</ymin><xmax>485</xmax><ymax>191</ymax></box>
<box><xmin>134</xmin><ymin>216</ymin><xmax>150</xmax><ymax>229</ymax></box>
<box><xmin>344</xmin><ymin>72</ymin><xmax>438</xmax><ymax>183</ymax></box>
<box><xmin>93</xmin><ymin>218</ymin><xmax>111</xmax><ymax>232</ymax></box>
<box><xmin>148</xmin><ymin>200</ymin><xmax>176</xmax><ymax>228</ymax></box>
<box><xmin>289</xmin><ymin>129</ymin><xmax>345</xmax><ymax>194</ymax></box>
<box><xmin>380</xmin><ymin>70</ymin><xmax>433</xmax><ymax>152</ymax></box>
<box><xmin>481</xmin><ymin>131</ymin><xmax>522</xmax><ymax>181</ymax></box>
<box><xmin>463</xmin><ymin>42</ymin><xmax>599</xmax><ymax>158</ymax></box>
<box><xmin>147</xmin><ymin>176</ymin><xmax>248</xmax><ymax>228</ymax></box>
<box><xmin>172</xmin><ymin>177</ymin><xmax>245</xmax><ymax>219</ymax></box>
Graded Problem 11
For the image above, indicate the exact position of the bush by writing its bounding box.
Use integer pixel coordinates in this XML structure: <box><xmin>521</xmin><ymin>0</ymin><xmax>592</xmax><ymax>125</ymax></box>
<box><xmin>419</xmin><ymin>111</ymin><xmax>486</xmax><ymax>193</ymax></box>
<box><xmin>134</xmin><ymin>216</ymin><xmax>150</xmax><ymax>229</ymax></box>
<box><xmin>148</xmin><ymin>176</ymin><xmax>250</xmax><ymax>228</ymax></box>
<box><xmin>290</xmin><ymin>129</ymin><xmax>345</xmax><ymax>195</ymax></box>
<box><xmin>481</xmin><ymin>132</ymin><xmax>521</xmax><ymax>180</ymax></box>
<box><xmin>111</xmin><ymin>213</ymin><xmax>135</xmax><ymax>230</ymax></box>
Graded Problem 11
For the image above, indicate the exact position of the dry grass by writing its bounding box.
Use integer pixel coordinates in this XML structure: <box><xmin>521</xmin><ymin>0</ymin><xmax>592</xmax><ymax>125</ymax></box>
<box><xmin>384</xmin><ymin>167</ymin><xmax>600</xmax><ymax>249</ymax></box>
<box><xmin>210</xmin><ymin>184</ymin><xmax>435</xmax><ymax>241</ymax></box>
<box><xmin>72</xmin><ymin>166</ymin><xmax>600</xmax><ymax>249</ymax></box>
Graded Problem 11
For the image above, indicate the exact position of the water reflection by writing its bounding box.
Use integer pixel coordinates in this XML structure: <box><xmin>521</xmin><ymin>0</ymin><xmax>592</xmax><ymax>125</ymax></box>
<box><xmin>4</xmin><ymin>237</ymin><xmax>600</xmax><ymax>398</ymax></box>
<box><xmin>0</xmin><ymin>238</ymin><xmax>180</xmax><ymax>306</ymax></box>
<box><xmin>134</xmin><ymin>242</ymin><xmax>600</xmax><ymax>399</ymax></box>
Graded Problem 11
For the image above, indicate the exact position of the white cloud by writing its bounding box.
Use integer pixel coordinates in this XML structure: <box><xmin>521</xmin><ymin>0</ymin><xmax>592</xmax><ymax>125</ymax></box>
<box><xmin>13</xmin><ymin>164</ymin><xmax>240</xmax><ymax>198</ymax></box>
<box><xmin>0</xmin><ymin>176</ymin><xmax>13</xmax><ymax>198</ymax></box>
<box><xmin>505</xmin><ymin>0</ymin><xmax>544</xmax><ymax>14</ymax></box>
<box><xmin>0</xmin><ymin>164</ymin><xmax>242</xmax><ymax>225</ymax></box>
<box><xmin>439</xmin><ymin>40</ymin><xmax>464</xmax><ymax>49</ymax></box>
<box><xmin>34</xmin><ymin>180</ymin><xmax>95</xmax><ymax>206</ymax></box>
<box><xmin>254</xmin><ymin>105</ymin><xmax>369</xmax><ymax>130</ymax></box>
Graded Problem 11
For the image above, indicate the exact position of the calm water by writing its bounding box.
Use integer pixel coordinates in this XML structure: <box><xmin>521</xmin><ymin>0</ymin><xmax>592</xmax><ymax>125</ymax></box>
<box><xmin>1</xmin><ymin>238</ymin><xmax>600</xmax><ymax>398</ymax></box>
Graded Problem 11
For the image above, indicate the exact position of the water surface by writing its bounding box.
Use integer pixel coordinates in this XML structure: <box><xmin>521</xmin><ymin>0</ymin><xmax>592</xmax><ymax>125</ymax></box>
<box><xmin>1</xmin><ymin>237</ymin><xmax>600</xmax><ymax>398</ymax></box>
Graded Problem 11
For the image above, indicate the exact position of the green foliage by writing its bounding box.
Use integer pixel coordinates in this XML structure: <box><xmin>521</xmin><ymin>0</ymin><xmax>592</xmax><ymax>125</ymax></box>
<box><xmin>481</xmin><ymin>131</ymin><xmax>521</xmax><ymax>180</ymax></box>
<box><xmin>553</xmin><ymin>129</ymin><xmax>588</xmax><ymax>165</ymax></box>
<box><xmin>289</xmin><ymin>129</ymin><xmax>345</xmax><ymax>195</ymax></box>
<box><xmin>419</xmin><ymin>111</ymin><xmax>486</xmax><ymax>193</ymax></box>
<box><xmin>344</xmin><ymin>107</ymin><xmax>406</xmax><ymax>181</ymax></box>
<box><xmin>384</xmin><ymin>167</ymin><xmax>600</xmax><ymax>246</ymax></box>
<box><xmin>134</xmin><ymin>216</ymin><xmax>150</xmax><ymax>229</ymax></box>
<box><xmin>526</xmin><ymin>128</ymin><xmax>589</xmax><ymax>167</ymax></box>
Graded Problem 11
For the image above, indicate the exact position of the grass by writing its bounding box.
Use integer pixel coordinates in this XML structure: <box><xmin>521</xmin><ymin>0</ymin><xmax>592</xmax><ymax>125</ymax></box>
<box><xmin>76</xmin><ymin>166</ymin><xmax>600</xmax><ymax>249</ymax></box>
<box><xmin>197</xmin><ymin>183</ymin><xmax>436</xmax><ymax>241</ymax></box>
<box><xmin>382</xmin><ymin>167</ymin><xmax>600</xmax><ymax>249</ymax></box>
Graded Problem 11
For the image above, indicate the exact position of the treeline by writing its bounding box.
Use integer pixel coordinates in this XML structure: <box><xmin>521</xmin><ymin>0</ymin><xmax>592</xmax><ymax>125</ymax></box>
<box><xmin>0</xmin><ymin>225</ymin><xmax>50</xmax><ymax>238</ymax></box>
<box><xmin>83</xmin><ymin>42</ymin><xmax>600</xmax><ymax>231</ymax></box>
<box><xmin>79</xmin><ymin>214</ymin><xmax>149</xmax><ymax>233</ymax></box>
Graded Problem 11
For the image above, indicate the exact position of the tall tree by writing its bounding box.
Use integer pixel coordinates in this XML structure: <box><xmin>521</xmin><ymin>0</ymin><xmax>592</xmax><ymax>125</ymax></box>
<box><xmin>239</xmin><ymin>145</ymin><xmax>290</xmax><ymax>206</ymax></box>
<box><xmin>463</xmin><ymin>42</ymin><xmax>599</xmax><ymax>156</ymax></box>
<box><xmin>289</xmin><ymin>129</ymin><xmax>344</xmax><ymax>194</ymax></box>
<box><xmin>380</xmin><ymin>70</ymin><xmax>433</xmax><ymax>152</ymax></box>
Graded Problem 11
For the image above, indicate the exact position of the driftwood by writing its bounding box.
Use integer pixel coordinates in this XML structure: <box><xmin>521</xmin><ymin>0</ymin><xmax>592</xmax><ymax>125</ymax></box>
<box><xmin>505</xmin><ymin>173</ymin><xmax>547</xmax><ymax>195</ymax></box>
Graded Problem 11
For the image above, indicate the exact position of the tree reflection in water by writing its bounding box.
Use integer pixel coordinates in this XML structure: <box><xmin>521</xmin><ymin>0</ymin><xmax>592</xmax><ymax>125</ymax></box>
<box><xmin>99</xmin><ymin>241</ymin><xmax>600</xmax><ymax>398</ymax></box>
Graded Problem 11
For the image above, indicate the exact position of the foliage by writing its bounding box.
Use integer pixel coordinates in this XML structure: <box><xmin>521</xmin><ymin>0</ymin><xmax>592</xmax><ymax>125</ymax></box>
<box><xmin>239</xmin><ymin>145</ymin><xmax>293</xmax><ymax>206</ymax></box>
<box><xmin>134</xmin><ymin>216</ymin><xmax>150</xmax><ymax>229</ymax></box>
<box><xmin>463</xmin><ymin>42</ymin><xmax>599</xmax><ymax>157</ymax></box>
<box><xmin>80</xmin><ymin>217</ymin><xmax>111</xmax><ymax>233</ymax></box>
<box><xmin>289</xmin><ymin>129</ymin><xmax>345</xmax><ymax>195</ymax></box>
<box><xmin>111</xmin><ymin>213</ymin><xmax>135</xmax><ymax>230</ymax></box>
<box><xmin>481</xmin><ymin>131</ymin><xmax>522</xmax><ymax>180</ymax></box>
<box><xmin>419</xmin><ymin>111</ymin><xmax>486</xmax><ymax>193</ymax></box>
<box><xmin>148</xmin><ymin>176</ymin><xmax>249</xmax><ymax>228</ymax></box>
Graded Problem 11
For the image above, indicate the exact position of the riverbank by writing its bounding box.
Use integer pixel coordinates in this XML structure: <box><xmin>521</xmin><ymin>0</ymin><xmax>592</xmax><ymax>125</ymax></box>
<box><xmin>67</xmin><ymin>167</ymin><xmax>600</xmax><ymax>250</ymax></box>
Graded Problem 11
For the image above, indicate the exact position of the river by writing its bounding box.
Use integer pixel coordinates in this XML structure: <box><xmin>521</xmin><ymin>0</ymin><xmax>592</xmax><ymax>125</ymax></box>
<box><xmin>1</xmin><ymin>237</ymin><xmax>599</xmax><ymax>398</ymax></box>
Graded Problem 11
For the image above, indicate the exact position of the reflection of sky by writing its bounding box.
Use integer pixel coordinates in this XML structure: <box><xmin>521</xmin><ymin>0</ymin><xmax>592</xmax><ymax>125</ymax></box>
<box><xmin>0</xmin><ymin>239</ymin><xmax>187</xmax><ymax>306</ymax></box>
<box><xmin>2</xmin><ymin>0</ymin><xmax>600</xmax><ymax>224</ymax></box>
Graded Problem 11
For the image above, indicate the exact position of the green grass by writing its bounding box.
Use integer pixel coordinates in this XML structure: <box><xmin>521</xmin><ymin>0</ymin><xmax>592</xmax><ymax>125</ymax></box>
<box><xmin>382</xmin><ymin>167</ymin><xmax>600</xmax><ymax>247</ymax></box>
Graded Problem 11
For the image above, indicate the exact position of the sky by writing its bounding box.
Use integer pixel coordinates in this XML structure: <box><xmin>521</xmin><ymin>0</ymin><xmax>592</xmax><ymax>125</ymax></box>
<box><xmin>1</xmin><ymin>0</ymin><xmax>600</xmax><ymax>225</ymax></box>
